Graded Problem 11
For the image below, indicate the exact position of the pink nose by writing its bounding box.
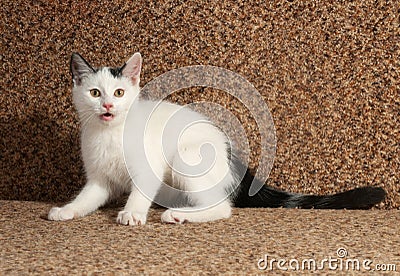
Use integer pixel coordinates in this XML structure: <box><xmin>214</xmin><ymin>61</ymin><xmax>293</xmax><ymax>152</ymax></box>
<box><xmin>103</xmin><ymin>103</ymin><xmax>113</xmax><ymax>110</ymax></box>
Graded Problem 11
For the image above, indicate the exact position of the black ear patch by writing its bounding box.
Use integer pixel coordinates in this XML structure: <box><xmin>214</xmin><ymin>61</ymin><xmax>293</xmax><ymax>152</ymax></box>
<box><xmin>70</xmin><ymin>53</ymin><xmax>96</xmax><ymax>86</ymax></box>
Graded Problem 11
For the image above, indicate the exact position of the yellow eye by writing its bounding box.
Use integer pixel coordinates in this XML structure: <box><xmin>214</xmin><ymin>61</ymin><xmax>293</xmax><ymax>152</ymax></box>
<box><xmin>114</xmin><ymin>89</ymin><xmax>125</xmax><ymax>97</ymax></box>
<box><xmin>90</xmin><ymin>89</ymin><xmax>101</xmax><ymax>98</ymax></box>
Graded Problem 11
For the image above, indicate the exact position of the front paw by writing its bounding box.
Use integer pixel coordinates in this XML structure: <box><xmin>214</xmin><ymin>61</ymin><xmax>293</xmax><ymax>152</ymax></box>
<box><xmin>48</xmin><ymin>206</ymin><xmax>75</xmax><ymax>221</ymax></box>
<box><xmin>117</xmin><ymin>211</ymin><xmax>147</xmax><ymax>226</ymax></box>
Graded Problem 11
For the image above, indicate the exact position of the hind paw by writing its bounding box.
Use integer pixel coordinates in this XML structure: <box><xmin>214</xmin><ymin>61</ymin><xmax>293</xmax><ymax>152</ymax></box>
<box><xmin>161</xmin><ymin>209</ymin><xmax>187</xmax><ymax>224</ymax></box>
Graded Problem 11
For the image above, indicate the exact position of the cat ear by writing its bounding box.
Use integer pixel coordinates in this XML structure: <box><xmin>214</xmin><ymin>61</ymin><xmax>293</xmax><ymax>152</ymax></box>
<box><xmin>70</xmin><ymin>53</ymin><xmax>95</xmax><ymax>86</ymax></box>
<box><xmin>122</xmin><ymin>52</ymin><xmax>142</xmax><ymax>85</ymax></box>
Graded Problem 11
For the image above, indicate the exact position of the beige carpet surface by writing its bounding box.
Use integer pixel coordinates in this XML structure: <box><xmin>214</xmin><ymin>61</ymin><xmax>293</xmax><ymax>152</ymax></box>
<box><xmin>0</xmin><ymin>201</ymin><xmax>399</xmax><ymax>275</ymax></box>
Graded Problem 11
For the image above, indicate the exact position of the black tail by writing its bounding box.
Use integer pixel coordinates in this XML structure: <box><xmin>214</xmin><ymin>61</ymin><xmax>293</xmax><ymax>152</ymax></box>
<box><xmin>230</xmin><ymin>158</ymin><xmax>386</xmax><ymax>209</ymax></box>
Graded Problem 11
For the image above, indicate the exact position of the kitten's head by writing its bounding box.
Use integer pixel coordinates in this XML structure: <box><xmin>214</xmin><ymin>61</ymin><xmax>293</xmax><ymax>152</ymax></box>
<box><xmin>70</xmin><ymin>53</ymin><xmax>142</xmax><ymax>127</ymax></box>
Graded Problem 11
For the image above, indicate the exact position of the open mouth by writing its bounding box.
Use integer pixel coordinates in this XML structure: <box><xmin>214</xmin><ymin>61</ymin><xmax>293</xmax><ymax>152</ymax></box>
<box><xmin>100</xmin><ymin>112</ymin><xmax>114</xmax><ymax>121</ymax></box>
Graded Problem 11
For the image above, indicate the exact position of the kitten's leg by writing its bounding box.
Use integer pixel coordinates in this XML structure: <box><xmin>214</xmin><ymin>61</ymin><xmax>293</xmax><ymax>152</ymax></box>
<box><xmin>117</xmin><ymin>173</ymin><xmax>162</xmax><ymax>226</ymax></box>
<box><xmin>161</xmin><ymin>145</ymin><xmax>234</xmax><ymax>224</ymax></box>
<box><xmin>161</xmin><ymin>199</ymin><xmax>232</xmax><ymax>224</ymax></box>
<box><xmin>48</xmin><ymin>179</ymin><xmax>109</xmax><ymax>221</ymax></box>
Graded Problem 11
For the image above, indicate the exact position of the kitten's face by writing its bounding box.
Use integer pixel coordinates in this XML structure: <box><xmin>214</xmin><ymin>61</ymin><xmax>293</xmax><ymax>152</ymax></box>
<box><xmin>70</xmin><ymin>53</ymin><xmax>142</xmax><ymax>127</ymax></box>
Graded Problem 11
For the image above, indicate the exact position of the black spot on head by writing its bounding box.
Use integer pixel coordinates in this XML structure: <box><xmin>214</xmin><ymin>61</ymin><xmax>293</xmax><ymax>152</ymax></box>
<box><xmin>108</xmin><ymin>64</ymin><xmax>126</xmax><ymax>78</ymax></box>
<box><xmin>108</xmin><ymin>67</ymin><xmax>121</xmax><ymax>78</ymax></box>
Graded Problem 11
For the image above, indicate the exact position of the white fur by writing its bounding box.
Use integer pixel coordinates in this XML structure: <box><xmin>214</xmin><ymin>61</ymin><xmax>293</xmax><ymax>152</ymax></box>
<box><xmin>48</xmin><ymin>53</ymin><xmax>234</xmax><ymax>225</ymax></box>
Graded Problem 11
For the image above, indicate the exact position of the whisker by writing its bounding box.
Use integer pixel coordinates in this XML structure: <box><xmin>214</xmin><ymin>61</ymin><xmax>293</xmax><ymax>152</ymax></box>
<box><xmin>80</xmin><ymin>112</ymin><xmax>97</xmax><ymax>129</ymax></box>
<box><xmin>76</xmin><ymin>108</ymin><xmax>99</xmax><ymax>116</ymax></box>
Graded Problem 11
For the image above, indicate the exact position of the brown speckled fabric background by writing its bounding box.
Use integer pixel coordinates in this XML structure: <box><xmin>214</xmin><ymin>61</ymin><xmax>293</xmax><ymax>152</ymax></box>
<box><xmin>1</xmin><ymin>0</ymin><xmax>399</xmax><ymax>207</ymax></box>
<box><xmin>1</xmin><ymin>0</ymin><xmax>399</xmax><ymax>274</ymax></box>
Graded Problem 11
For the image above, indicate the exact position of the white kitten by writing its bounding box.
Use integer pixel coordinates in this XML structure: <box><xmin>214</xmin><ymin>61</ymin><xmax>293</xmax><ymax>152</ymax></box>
<box><xmin>48</xmin><ymin>52</ymin><xmax>232</xmax><ymax>224</ymax></box>
<box><xmin>48</xmin><ymin>53</ymin><xmax>386</xmax><ymax>225</ymax></box>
